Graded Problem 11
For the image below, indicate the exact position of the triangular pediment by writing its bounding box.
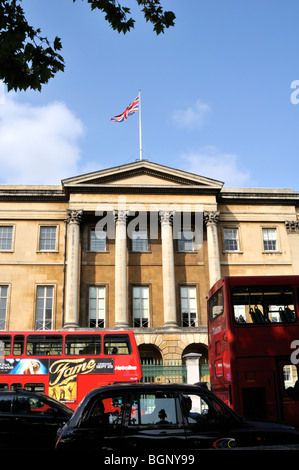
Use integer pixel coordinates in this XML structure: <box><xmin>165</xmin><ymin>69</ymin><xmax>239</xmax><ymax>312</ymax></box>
<box><xmin>62</xmin><ymin>161</ymin><xmax>223</xmax><ymax>192</ymax></box>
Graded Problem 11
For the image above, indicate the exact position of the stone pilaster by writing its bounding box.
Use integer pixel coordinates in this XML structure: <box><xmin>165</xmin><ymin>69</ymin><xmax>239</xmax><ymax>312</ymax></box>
<box><xmin>114</xmin><ymin>210</ymin><xmax>129</xmax><ymax>328</ymax></box>
<box><xmin>204</xmin><ymin>211</ymin><xmax>221</xmax><ymax>287</ymax></box>
<box><xmin>64</xmin><ymin>209</ymin><xmax>83</xmax><ymax>328</ymax></box>
<box><xmin>159</xmin><ymin>211</ymin><xmax>178</xmax><ymax>328</ymax></box>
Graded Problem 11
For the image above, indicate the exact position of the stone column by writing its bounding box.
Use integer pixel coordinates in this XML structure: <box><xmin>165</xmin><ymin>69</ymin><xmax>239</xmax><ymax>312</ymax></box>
<box><xmin>183</xmin><ymin>353</ymin><xmax>202</xmax><ymax>384</ymax></box>
<box><xmin>204</xmin><ymin>211</ymin><xmax>221</xmax><ymax>287</ymax></box>
<box><xmin>159</xmin><ymin>211</ymin><xmax>178</xmax><ymax>328</ymax></box>
<box><xmin>114</xmin><ymin>210</ymin><xmax>129</xmax><ymax>328</ymax></box>
<box><xmin>64</xmin><ymin>209</ymin><xmax>83</xmax><ymax>328</ymax></box>
<box><xmin>285</xmin><ymin>221</ymin><xmax>299</xmax><ymax>274</ymax></box>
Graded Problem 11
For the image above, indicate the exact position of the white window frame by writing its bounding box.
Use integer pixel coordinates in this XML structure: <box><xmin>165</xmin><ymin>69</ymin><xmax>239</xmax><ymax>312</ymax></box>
<box><xmin>223</xmin><ymin>227</ymin><xmax>240</xmax><ymax>251</ymax></box>
<box><xmin>180</xmin><ymin>285</ymin><xmax>198</xmax><ymax>327</ymax></box>
<box><xmin>0</xmin><ymin>285</ymin><xmax>9</xmax><ymax>330</ymax></box>
<box><xmin>177</xmin><ymin>230</ymin><xmax>195</xmax><ymax>252</ymax></box>
<box><xmin>89</xmin><ymin>227</ymin><xmax>107</xmax><ymax>252</ymax></box>
<box><xmin>35</xmin><ymin>285</ymin><xmax>54</xmax><ymax>330</ymax></box>
<box><xmin>133</xmin><ymin>286</ymin><xmax>149</xmax><ymax>327</ymax></box>
<box><xmin>131</xmin><ymin>229</ymin><xmax>148</xmax><ymax>252</ymax></box>
<box><xmin>89</xmin><ymin>286</ymin><xmax>106</xmax><ymax>328</ymax></box>
<box><xmin>262</xmin><ymin>227</ymin><xmax>278</xmax><ymax>252</ymax></box>
<box><xmin>38</xmin><ymin>225</ymin><xmax>58</xmax><ymax>252</ymax></box>
<box><xmin>0</xmin><ymin>226</ymin><xmax>14</xmax><ymax>251</ymax></box>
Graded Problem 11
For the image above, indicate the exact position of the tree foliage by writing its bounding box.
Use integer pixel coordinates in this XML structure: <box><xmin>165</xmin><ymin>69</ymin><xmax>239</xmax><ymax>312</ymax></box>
<box><xmin>0</xmin><ymin>0</ymin><xmax>175</xmax><ymax>92</ymax></box>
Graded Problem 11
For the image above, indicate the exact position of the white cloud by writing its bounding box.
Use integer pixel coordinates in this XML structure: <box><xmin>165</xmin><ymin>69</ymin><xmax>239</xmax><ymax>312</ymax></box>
<box><xmin>171</xmin><ymin>99</ymin><xmax>212</xmax><ymax>130</ymax></box>
<box><xmin>181</xmin><ymin>146</ymin><xmax>251</xmax><ymax>187</ymax></box>
<box><xmin>0</xmin><ymin>95</ymin><xmax>86</xmax><ymax>184</ymax></box>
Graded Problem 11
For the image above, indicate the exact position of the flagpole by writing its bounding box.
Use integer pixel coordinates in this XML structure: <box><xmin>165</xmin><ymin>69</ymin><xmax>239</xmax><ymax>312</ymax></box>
<box><xmin>138</xmin><ymin>89</ymin><xmax>142</xmax><ymax>161</ymax></box>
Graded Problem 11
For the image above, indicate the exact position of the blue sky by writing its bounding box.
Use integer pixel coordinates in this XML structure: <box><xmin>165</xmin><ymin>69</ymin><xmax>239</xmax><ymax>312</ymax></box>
<box><xmin>0</xmin><ymin>0</ymin><xmax>299</xmax><ymax>189</ymax></box>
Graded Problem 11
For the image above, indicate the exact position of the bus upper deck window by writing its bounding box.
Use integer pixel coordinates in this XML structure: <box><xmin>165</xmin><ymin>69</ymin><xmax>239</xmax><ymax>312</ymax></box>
<box><xmin>232</xmin><ymin>286</ymin><xmax>297</xmax><ymax>324</ymax></box>
<box><xmin>104</xmin><ymin>334</ymin><xmax>131</xmax><ymax>355</ymax></box>
<box><xmin>208</xmin><ymin>290</ymin><xmax>224</xmax><ymax>322</ymax></box>
<box><xmin>65</xmin><ymin>335</ymin><xmax>101</xmax><ymax>355</ymax></box>
<box><xmin>26</xmin><ymin>335</ymin><xmax>63</xmax><ymax>355</ymax></box>
<box><xmin>13</xmin><ymin>335</ymin><xmax>24</xmax><ymax>356</ymax></box>
<box><xmin>0</xmin><ymin>336</ymin><xmax>11</xmax><ymax>356</ymax></box>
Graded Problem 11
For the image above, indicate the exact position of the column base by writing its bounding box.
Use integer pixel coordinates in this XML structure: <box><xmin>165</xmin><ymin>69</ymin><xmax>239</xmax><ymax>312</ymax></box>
<box><xmin>62</xmin><ymin>323</ymin><xmax>80</xmax><ymax>330</ymax></box>
<box><xmin>163</xmin><ymin>321</ymin><xmax>180</xmax><ymax>330</ymax></box>
<box><xmin>114</xmin><ymin>322</ymin><xmax>130</xmax><ymax>330</ymax></box>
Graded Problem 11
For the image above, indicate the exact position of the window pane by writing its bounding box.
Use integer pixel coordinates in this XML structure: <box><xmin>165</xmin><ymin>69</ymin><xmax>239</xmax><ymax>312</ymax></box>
<box><xmin>132</xmin><ymin>230</ymin><xmax>148</xmax><ymax>251</ymax></box>
<box><xmin>180</xmin><ymin>286</ymin><xmax>197</xmax><ymax>327</ymax></box>
<box><xmin>35</xmin><ymin>286</ymin><xmax>54</xmax><ymax>330</ymax></box>
<box><xmin>177</xmin><ymin>231</ymin><xmax>194</xmax><ymax>251</ymax></box>
<box><xmin>263</xmin><ymin>228</ymin><xmax>277</xmax><ymax>251</ymax></box>
<box><xmin>232</xmin><ymin>286</ymin><xmax>296</xmax><ymax>324</ymax></box>
<box><xmin>89</xmin><ymin>286</ymin><xmax>105</xmax><ymax>328</ymax></box>
<box><xmin>0</xmin><ymin>227</ymin><xmax>13</xmax><ymax>250</ymax></box>
<box><xmin>39</xmin><ymin>226</ymin><xmax>57</xmax><ymax>251</ymax></box>
<box><xmin>133</xmin><ymin>286</ymin><xmax>149</xmax><ymax>327</ymax></box>
<box><xmin>65</xmin><ymin>335</ymin><xmax>101</xmax><ymax>355</ymax></box>
<box><xmin>90</xmin><ymin>228</ymin><xmax>106</xmax><ymax>251</ymax></box>
<box><xmin>0</xmin><ymin>286</ymin><xmax>8</xmax><ymax>330</ymax></box>
<box><xmin>223</xmin><ymin>228</ymin><xmax>239</xmax><ymax>251</ymax></box>
<box><xmin>134</xmin><ymin>393</ymin><xmax>177</xmax><ymax>425</ymax></box>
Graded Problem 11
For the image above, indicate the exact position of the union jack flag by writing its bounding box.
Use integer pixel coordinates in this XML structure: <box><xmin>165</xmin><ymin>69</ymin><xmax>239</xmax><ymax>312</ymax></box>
<box><xmin>111</xmin><ymin>96</ymin><xmax>139</xmax><ymax>122</ymax></box>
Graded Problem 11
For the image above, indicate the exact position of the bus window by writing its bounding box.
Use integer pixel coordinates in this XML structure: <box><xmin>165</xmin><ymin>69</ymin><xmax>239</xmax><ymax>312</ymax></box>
<box><xmin>0</xmin><ymin>384</ymin><xmax>8</xmax><ymax>390</ymax></box>
<box><xmin>284</xmin><ymin>365</ymin><xmax>299</xmax><ymax>399</ymax></box>
<box><xmin>13</xmin><ymin>335</ymin><xmax>24</xmax><ymax>356</ymax></box>
<box><xmin>65</xmin><ymin>335</ymin><xmax>101</xmax><ymax>355</ymax></box>
<box><xmin>0</xmin><ymin>336</ymin><xmax>11</xmax><ymax>356</ymax></box>
<box><xmin>24</xmin><ymin>383</ymin><xmax>45</xmax><ymax>393</ymax></box>
<box><xmin>104</xmin><ymin>334</ymin><xmax>131</xmax><ymax>355</ymax></box>
<box><xmin>232</xmin><ymin>286</ymin><xmax>296</xmax><ymax>324</ymax></box>
<box><xmin>26</xmin><ymin>335</ymin><xmax>63</xmax><ymax>356</ymax></box>
<box><xmin>208</xmin><ymin>289</ymin><xmax>223</xmax><ymax>322</ymax></box>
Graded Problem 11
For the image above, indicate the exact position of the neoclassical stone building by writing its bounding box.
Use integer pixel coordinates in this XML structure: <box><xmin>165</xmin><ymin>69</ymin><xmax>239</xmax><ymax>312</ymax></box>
<box><xmin>1</xmin><ymin>160</ymin><xmax>299</xmax><ymax>366</ymax></box>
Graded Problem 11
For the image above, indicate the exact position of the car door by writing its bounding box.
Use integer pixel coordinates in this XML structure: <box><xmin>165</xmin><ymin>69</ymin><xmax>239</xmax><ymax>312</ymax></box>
<box><xmin>123</xmin><ymin>391</ymin><xmax>186</xmax><ymax>451</ymax></box>
<box><xmin>0</xmin><ymin>393</ymin><xmax>15</xmax><ymax>449</ymax></box>
<box><xmin>181</xmin><ymin>392</ymin><xmax>239</xmax><ymax>449</ymax></box>
<box><xmin>14</xmin><ymin>394</ymin><xmax>70</xmax><ymax>450</ymax></box>
<box><xmin>67</xmin><ymin>392</ymin><xmax>127</xmax><ymax>451</ymax></box>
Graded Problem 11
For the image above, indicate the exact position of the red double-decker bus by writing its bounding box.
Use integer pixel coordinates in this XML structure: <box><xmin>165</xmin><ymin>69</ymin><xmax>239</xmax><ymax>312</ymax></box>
<box><xmin>207</xmin><ymin>275</ymin><xmax>299</xmax><ymax>428</ymax></box>
<box><xmin>0</xmin><ymin>330</ymin><xmax>142</xmax><ymax>410</ymax></box>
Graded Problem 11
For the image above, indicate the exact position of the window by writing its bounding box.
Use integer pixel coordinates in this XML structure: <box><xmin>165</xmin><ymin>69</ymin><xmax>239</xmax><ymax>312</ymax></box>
<box><xmin>65</xmin><ymin>334</ymin><xmax>101</xmax><ymax>355</ymax></box>
<box><xmin>133</xmin><ymin>286</ymin><xmax>149</xmax><ymax>327</ymax></box>
<box><xmin>26</xmin><ymin>335</ymin><xmax>62</xmax><ymax>355</ymax></box>
<box><xmin>177</xmin><ymin>230</ymin><xmax>195</xmax><ymax>252</ymax></box>
<box><xmin>208</xmin><ymin>289</ymin><xmax>224</xmax><ymax>322</ymax></box>
<box><xmin>87</xmin><ymin>394</ymin><xmax>126</xmax><ymax>427</ymax></box>
<box><xmin>262</xmin><ymin>228</ymin><xmax>277</xmax><ymax>251</ymax></box>
<box><xmin>103</xmin><ymin>334</ymin><xmax>131</xmax><ymax>355</ymax></box>
<box><xmin>130</xmin><ymin>393</ymin><xmax>177</xmax><ymax>425</ymax></box>
<box><xmin>39</xmin><ymin>226</ymin><xmax>57</xmax><ymax>251</ymax></box>
<box><xmin>182</xmin><ymin>393</ymin><xmax>226</xmax><ymax>425</ymax></box>
<box><xmin>0</xmin><ymin>286</ymin><xmax>8</xmax><ymax>330</ymax></box>
<box><xmin>0</xmin><ymin>335</ymin><xmax>11</xmax><ymax>355</ymax></box>
<box><xmin>180</xmin><ymin>286</ymin><xmax>197</xmax><ymax>327</ymax></box>
<box><xmin>232</xmin><ymin>285</ymin><xmax>296</xmax><ymax>324</ymax></box>
<box><xmin>223</xmin><ymin>228</ymin><xmax>239</xmax><ymax>251</ymax></box>
<box><xmin>89</xmin><ymin>227</ymin><xmax>106</xmax><ymax>251</ymax></box>
<box><xmin>0</xmin><ymin>226</ymin><xmax>13</xmax><ymax>251</ymax></box>
<box><xmin>131</xmin><ymin>230</ymin><xmax>148</xmax><ymax>251</ymax></box>
<box><xmin>35</xmin><ymin>286</ymin><xmax>54</xmax><ymax>330</ymax></box>
<box><xmin>89</xmin><ymin>286</ymin><xmax>105</xmax><ymax>328</ymax></box>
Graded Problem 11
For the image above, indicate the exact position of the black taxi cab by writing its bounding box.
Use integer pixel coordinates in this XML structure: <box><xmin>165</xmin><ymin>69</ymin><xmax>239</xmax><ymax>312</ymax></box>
<box><xmin>55</xmin><ymin>382</ymin><xmax>299</xmax><ymax>451</ymax></box>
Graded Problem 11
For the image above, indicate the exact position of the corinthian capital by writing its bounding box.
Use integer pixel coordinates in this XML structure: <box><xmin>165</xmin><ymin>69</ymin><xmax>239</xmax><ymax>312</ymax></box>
<box><xmin>285</xmin><ymin>220</ymin><xmax>299</xmax><ymax>234</ymax></box>
<box><xmin>66</xmin><ymin>209</ymin><xmax>83</xmax><ymax>225</ymax></box>
<box><xmin>114</xmin><ymin>210</ymin><xmax>128</xmax><ymax>224</ymax></box>
<box><xmin>203</xmin><ymin>211</ymin><xmax>220</xmax><ymax>226</ymax></box>
<box><xmin>159</xmin><ymin>210</ymin><xmax>175</xmax><ymax>225</ymax></box>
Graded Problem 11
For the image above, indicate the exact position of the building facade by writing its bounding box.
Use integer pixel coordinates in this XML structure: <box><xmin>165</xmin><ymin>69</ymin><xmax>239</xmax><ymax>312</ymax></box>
<box><xmin>1</xmin><ymin>161</ymin><xmax>299</xmax><ymax>366</ymax></box>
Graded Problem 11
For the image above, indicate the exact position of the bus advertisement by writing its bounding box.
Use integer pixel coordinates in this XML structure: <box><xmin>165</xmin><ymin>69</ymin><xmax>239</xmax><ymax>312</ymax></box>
<box><xmin>0</xmin><ymin>330</ymin><xmax>142</xmax><ymax>409</ymax></box>
<box><xmin>207</xmin><ymin>275</ymin><xmax>299</xmax><ymax>428</ymax></box>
